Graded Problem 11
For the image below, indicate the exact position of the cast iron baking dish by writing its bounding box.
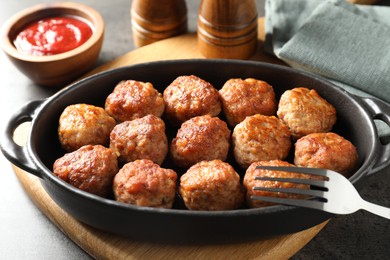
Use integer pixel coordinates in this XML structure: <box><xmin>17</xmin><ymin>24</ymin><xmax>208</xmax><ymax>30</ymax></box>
<box><xmin>2</xmin><ymin>59</ymin><xmax>390</xmax><ymax>244</ymax></box>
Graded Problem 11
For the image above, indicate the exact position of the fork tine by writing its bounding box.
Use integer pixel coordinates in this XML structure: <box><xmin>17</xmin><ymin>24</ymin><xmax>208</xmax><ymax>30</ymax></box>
<box><xmin>253</xmin><ymin>186</ymin><xmax>326</xmax><ymax>199</ymax></box>
<box><xmin>256</xmin><ymin>166</ymin><xmax>329</xmax><ymax>178</ymax></box>
<box><xmin>254</xmin><ymin>176</ymin><xmax>327</xmax><ymax>188</ymax></box>
<box><xmin>251</xmin><ymin>195</ymin><xmax>324</xmax><ymax>210</ymax></box>
<box><xmin>252</xmin><ymin>166</ymin><xmax>390</xmax><ymax>219</ymax></box>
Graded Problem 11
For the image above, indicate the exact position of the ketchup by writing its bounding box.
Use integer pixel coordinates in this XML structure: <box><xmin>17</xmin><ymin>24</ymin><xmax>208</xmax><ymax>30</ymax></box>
<box><xmin>14</xmin><ymin>16</ymin><xmax>93</xmax><ymax>56</ymax></box>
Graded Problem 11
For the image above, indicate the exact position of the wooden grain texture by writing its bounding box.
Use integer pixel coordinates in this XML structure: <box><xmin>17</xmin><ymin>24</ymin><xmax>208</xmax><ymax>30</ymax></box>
<box><xmin>0</xmin><ymin>2</ymin><xmax>104</xmax><ymax>87</ymax></box>
<box><xmin>131</xmin><ymin>0</ymin><xmax>187</xmax><ymax>47</ymax></box>
<box><xmin>197</xmin><ymin>0</ymin><xmax>258</xmax><ymax>59</ymax></box>
<box><xmin>10</xmin><ymin>17</ymin><xmax>330</xmax><ymax>259</ymax></box>
<box><xmin>349</xmin><ymin>0</ymin><xmax>379</xmax><ymax>4</ymax></box>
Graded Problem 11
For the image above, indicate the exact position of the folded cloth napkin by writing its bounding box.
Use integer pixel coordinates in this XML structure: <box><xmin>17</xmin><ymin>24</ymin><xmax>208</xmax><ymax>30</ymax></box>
<box><xmin>265</xmin><ymin>0</ymin><xmax>390</xmax><ymax>102</ymax></box>
<box><xmin>265</xmin><ymin>0</ymin><xmax>390</xmax><ymax>139</ymax></box>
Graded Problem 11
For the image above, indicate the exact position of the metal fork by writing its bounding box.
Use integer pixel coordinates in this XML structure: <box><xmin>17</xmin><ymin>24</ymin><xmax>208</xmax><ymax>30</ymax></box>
<box><xmin>252</xmin><ymin>166</ymin><xmax>390</xmax><ymax>219</ymax></box>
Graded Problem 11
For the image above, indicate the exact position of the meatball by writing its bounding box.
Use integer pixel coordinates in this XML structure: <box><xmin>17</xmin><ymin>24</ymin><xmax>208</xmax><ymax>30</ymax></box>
<box><xmin>163</xmin><ymin>75</ymin><xmax>221</xmax><ymax>125</ymax></box>
<box><xmin>243</xmin><ymin>160</ymin><xmax>311</xmax><ymax>208</ymax></box>
<box><xmin>277</xmin><ymin>87</ymin><xmax>337</xmax><ymax>140</ymax></box>
<box><xmin>113</xmin><ymin>159</ymin><xmax>177</xmax><ymax>208</ymax></box>
<box><xmin>105</xmin><ymin>80</ymin><xmax>165</xmax><ymax>122</ymax></box>
<box><xmin>179</xmin><ymin>160</ymin><xmax>243</xmax><ymax>210</ymax></box>
<box><xmin>294</xmin><ymin>132</ymin><xmax>359</xmax><ymax>176</ymax></box>
<box><xmin>58</xmin><ymin>104</ymin><xmax>116</xmax><ymax>152</ymax></box>
<box><xmin>110</xmin><ymin>115</ymin><xmax>168</xmax><ymax>165</ymax></box>
<box><xmin>232</xmin><ymin>114</ymin><xmax>291</xmax><ymax>169</ymax></box>
<box><xmin>219</xmin><ymin>78</ymin><xmax>277</xmax><ymax>127</ymax></box>
<box><xmin>170</xmin><ymin>115</ymin><xmax>231</xmax><ymax>168</ymax></box>
<box><xmin>53</xmin><ymin>145</ymin><xmax>118</xmax><ymax>197</ymax></box>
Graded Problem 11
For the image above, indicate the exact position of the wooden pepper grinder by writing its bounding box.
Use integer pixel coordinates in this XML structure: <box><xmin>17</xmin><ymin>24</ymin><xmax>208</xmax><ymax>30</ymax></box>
<box><xmin>131</xmin><ymin>0</ymin><xmax>188</xmax><ymax>47</ymax></box>
<box><xmin>197</xmin><ymin>0</ymin><xmax>258</xmax><ymax>59</ymax></box>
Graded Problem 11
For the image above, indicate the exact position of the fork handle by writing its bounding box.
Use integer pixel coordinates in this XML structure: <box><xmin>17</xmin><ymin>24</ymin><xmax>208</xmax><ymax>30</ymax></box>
<box><xmin>361</xmin><ymin>200</ymin><xmax>390</xmax><ymax>220</ymax></box>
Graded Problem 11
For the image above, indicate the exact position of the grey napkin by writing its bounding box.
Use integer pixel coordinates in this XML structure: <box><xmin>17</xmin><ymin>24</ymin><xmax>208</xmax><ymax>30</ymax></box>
<box><xmin>265</xmin><ymin>0</ymin><xmax>390</xmax><ymax>139</ymax></box>
<box><xmin>265</xmin><ymin>0</ymin><xmax>390</xmax><ymax>103</ymax></box>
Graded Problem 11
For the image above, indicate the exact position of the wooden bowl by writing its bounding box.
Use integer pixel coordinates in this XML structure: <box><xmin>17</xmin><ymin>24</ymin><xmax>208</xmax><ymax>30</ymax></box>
<box><xmin>0</xmin><ymin>2</ymin><xmax>104</xmax><ymax>87</ymax></box>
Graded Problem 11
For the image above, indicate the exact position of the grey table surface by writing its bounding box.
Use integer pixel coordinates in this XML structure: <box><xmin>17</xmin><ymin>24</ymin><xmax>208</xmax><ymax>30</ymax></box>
<box><xmin>1</xmin><ymin>1</ymin><xmax>390</xmax><ymax>259</ymax></box>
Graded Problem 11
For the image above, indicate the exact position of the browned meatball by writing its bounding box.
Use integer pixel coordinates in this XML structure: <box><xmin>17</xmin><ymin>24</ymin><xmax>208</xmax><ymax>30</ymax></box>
<box><xmin>110</xmin><ymin>115</ymin><xmax>168</xmax><ymax>165</ymax></box>
<box><xmin>58</xmin><ymin>104</ymin><xmax>116</xmax><ymax>152</ymax></box>
<box><xmin>219</xmin><ymin>78</ymin><xmax>277</xmax><ymax>127</ymax></box>
<box><xmin>277</xmin><ymin>87</ymin><xmax>337</xmax><ymax>140</ymax></box>
<box><xmin>243</xmin><ymin>160</ymin><xmax>311</xmax><ymax>208</ymax></box>
<box><xmin>294</xmin><ymin>132</ymin><xmax>359</xmax><ymax>176</ymax></box>
<box><xmin>179</xmin><ymin>160</ymin><xmax>243</xmax><ymax>210</ymax></box>
<box><xmin>170</xmin><ymin>115</ymin><xmax>230</xmax><ymax>168</ymax></box>
<box><xmin>105</xmin><ymin>80</ymin><xmax>165</xmax><ymax>122</ymax></box>
<box><xmin>232</xmin><ymin>114</ymin><xmax>291</xmax><ymax>169</ymax></box>
<box><xmin>113</xmin><ymin>159</ymin><xmax>177</xmax><ymax>208</ymax></box>
<box><xmin>163</xmin><ymin>75</ymin><xmax>221</xmax><ymax>125</ymax></box>
<box><xmin>53</xmin><ymin>145</ymin><xmax>118</xmax><ymax>197</ymax></box>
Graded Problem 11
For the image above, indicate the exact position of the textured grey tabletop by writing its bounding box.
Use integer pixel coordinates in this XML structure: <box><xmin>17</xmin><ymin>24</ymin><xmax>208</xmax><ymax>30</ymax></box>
<box><xmin>1</xmin><ymin>1</ymin><xmax>389</xmax><ymax>259</ymax></box>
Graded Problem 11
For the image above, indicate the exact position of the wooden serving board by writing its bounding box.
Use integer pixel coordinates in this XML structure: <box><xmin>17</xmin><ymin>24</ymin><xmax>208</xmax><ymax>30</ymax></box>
<box><xmin>12</xmin><ymin>18</ymin><xmax>329</xmax><ymax>259</ymax></box>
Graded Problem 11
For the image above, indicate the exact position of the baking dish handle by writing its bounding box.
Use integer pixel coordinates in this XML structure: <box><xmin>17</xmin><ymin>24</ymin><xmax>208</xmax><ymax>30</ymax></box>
<box><xmin>0</xmin><ymin>100</ymin><xmax>45</xmax><ymax>178</ymax></box>
<box><xmin>359</xmin><ymin>96</ymin><xmax>390</xmax><ymax>175</ymax></box>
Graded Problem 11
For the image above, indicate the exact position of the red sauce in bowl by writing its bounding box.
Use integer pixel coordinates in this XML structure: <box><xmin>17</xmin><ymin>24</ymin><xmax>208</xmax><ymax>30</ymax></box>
<box><xmin>13</xmin><ymin>16</ymin><xmax>93</xmax><ymax>56</ymax></box>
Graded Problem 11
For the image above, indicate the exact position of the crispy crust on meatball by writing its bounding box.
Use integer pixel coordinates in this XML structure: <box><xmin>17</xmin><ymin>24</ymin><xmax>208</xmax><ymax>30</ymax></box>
<box><xmin>170</xmin><ymin>115</ymin><xmax>231</xmax><ymax>168</ymax></box>
<box><xmin>244</xmin><ymin>160</ymin><xmax>310</xmax><ymax>208</ymax></box>
<box><xmin>58</xmin><ymin>104</ymin><xmax>116</xmax><ymax>152</ymax></box>
<box><xmin>163</xmin><ymin>75</ymin><xmax>221</xmax><ymax>125</ymax></box>
<box><xmin>105</xmin><ymin>80</ymin><xmax>165</xmax><ymax>122</ymax></box>
<box><xmin>53</xmin><ymin>145</ymin><xmax>118</xmax><ymax>197</ymax></box>
<box><xmin>294</xmin><ymin>132</ymin><xmax>359</xmax><ymax>176</ymax></box>
<box><xmin>179</xmin><ymin>160</ymin><xmax>244</xmax><ymax>210</ymax></box>
<box><xmin>277</xmin><ymin>87</ymin><xmax>337</xmax><ymax>140</ymax></box>
<box><xmin>110</xmin><ymin>115</ymin><xmax>168</xmax><ymax>165</ymax></box>
<box><xmin>219</xmin><ymin>78</ymin><xmax>277</xmax><ymax>127</ymax></box>
<box><xmin>232</xmin><ymin>114</ymin><xmax>291</xmax><ymax>169</ymax></box>
<box><xmin>113</xmin><ymin>159</ymin><xmax>177</xmax><ymax>208</ymax></box>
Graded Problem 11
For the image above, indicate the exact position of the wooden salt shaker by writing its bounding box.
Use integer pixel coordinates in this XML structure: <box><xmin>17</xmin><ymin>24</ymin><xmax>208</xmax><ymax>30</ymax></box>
<box><xmin>131</xmin><ymin>0</ymin><xmax>188</xmax><ymax>47</ymax></box>
<box><xmin>198</xmin><ymin>0</ymin><xmax>258</xmax><ymax>59</ymax></box>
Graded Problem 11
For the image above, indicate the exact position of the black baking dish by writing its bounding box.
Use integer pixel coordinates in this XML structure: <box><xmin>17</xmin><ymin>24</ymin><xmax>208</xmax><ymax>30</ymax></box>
<box><xmin>1</xmin><ymin>59</ymin><xmax>389</xmax><ymax>244</ymax></box>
